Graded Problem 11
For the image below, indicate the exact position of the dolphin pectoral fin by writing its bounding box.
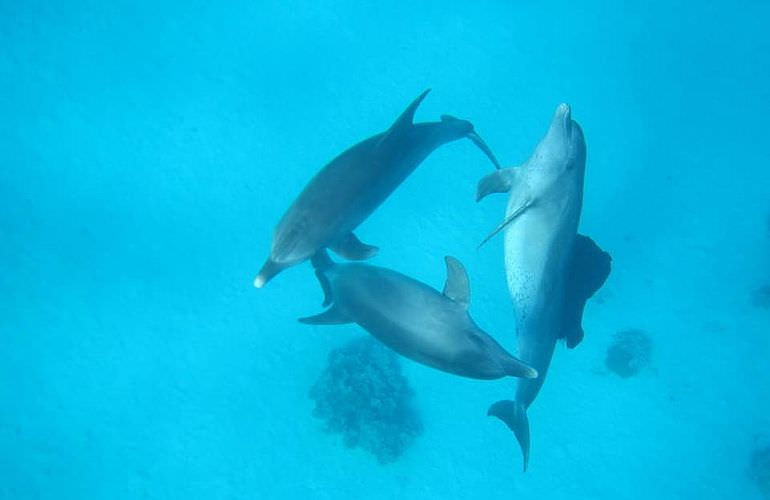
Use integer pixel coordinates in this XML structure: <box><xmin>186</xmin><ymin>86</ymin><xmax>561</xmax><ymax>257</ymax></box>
<box><xmin>476</xmin><ymin>168</ymin><xmax>520</xmax><ymax>201</ymax></box>
<box><xmin>329</xmin><ymin>232</ymin><xmax>379</xmax><ymax>261</ymax></box>
<box><xmin>560</xmin><ymin>234</ymin><xmax>612</xmax><ymax>349</ymax></box>
<box><xmin>478</xmin><ymin>197</ymin><xmax>534</xmax><ymax>248</ymax></box>
<box><xmin>298</xmin><ymin>306</ymin><xmax>351</xmax><ymax>325</ymax></box>
<box><xmin>488</xmin><ymin>400</ymin><xmax>530</xmax><ymax>472</ymax></box>
<box><xmin>314</xmin><ymin>270</ymin><xmax>334</xmax><ymax>307</ymax></box>
<box><xmin>308</xmin><ymin>252</ymin><xmax>336</xmax><ymax>307</ymax></box>
<box><xmin>310</xmin><ymin>249</ymin><xmax>335</xmax><ymax>271</ymax></box>
<box><xmin>377</xmin><ymin>89</ymin><xmax>431</xmax><ymax>151</ymax></box>
<box><xmin>442</xmin><ymin>256</ymin><xmax>470</xmax><ymax>307</ymax></box>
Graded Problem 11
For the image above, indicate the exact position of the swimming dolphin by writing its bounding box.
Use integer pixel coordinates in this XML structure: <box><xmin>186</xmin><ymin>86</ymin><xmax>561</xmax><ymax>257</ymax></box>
<box><xmin>299</xmin><ymin>251</ymin><xmax>537</xmax><ymax>381</ymax></box>
<box><xmin>476</xmin><ymin>104</ymin><xmax>611</xmax><ymax>470</ymax></box>
<box><xmin>253</xmin><ymin>89</ymin><xmax>501</xmax><ymax>288</ymax></box>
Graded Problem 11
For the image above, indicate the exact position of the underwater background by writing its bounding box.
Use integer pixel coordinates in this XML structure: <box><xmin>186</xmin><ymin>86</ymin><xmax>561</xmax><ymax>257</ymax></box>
<box><xmin>2</xmin><ymin>0</ymin><xmax>769</xmax><ymax>498</ymax></box>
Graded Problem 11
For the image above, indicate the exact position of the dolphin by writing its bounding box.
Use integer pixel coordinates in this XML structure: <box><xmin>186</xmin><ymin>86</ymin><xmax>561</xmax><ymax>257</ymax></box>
<box><xmin>299</xmin><ymin>251</ymin><xmax>537</xmax><ymax>381</ymax></box>
<box><xmin>476</xmin><ymin>104</ymin><xmax>611</xmax><ymax>471</ymax></box>
<box><xmin>253</xmin><ymin>89</ymin><xmax>501</xmax><ymax>288</ymax></box>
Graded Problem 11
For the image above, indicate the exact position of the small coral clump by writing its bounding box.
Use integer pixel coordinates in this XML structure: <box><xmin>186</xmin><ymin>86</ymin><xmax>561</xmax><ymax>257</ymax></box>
<box><xmin>309</xmin><ymin>336</ymin><xmax>422</xmax><ymax>464</ymax></box>
<box><xmin>750</xmin><ymin>445</ymin><xmax>770</xmax><ymax>499</ymax></box>
<box><xmin>605</xmin><ymin>329</ymin><xmax>652</xmax><ymax>378</ymax></box>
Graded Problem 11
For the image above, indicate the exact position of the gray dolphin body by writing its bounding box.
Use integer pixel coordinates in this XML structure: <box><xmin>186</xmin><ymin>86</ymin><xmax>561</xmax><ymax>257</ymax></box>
<box><xmin>477</xmin><ymin>104</ymin><xmax>611</xmax><ymax>470</ymax></box>
<box><xmin>254</xmin><ymin>90</ymin><xmax>501</xmax><ymax>288</ymax></box>
<box><xmin>299</xmin><ymin>251</ymin><xmax>537</xmax><ymax>381</ymax></box>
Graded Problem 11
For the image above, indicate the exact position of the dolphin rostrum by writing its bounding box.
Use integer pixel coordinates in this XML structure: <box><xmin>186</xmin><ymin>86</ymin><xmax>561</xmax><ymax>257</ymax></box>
<box><xmin>254</xmin><ymin>89</ymin><xmax>501</xmax><ymax>288</ymax></box>
<box><xmin>477</xmin><ymin>104</ymin><xmax>611</xmax><ymax>471</ymax></box>
<box><xmin>299</xmin><ymin>250</ymin><xmax>537</xmax><ymax>381</ymax></box>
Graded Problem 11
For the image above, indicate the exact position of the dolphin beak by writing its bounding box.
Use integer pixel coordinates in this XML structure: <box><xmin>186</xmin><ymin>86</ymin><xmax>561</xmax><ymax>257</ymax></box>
<box><xmin>467</xmin><ymin>131</ymin><xmax>502</xmax><ymax>170</ymax></box>
<box><xmin>253</xmin><ymin>258</ymin><xmax>286</xmax><ymax>288</ymax></box>
<box><xmin>555</xmin><ymin>103</ymin><xmax>572</xmax><ymax>134</ymax></box>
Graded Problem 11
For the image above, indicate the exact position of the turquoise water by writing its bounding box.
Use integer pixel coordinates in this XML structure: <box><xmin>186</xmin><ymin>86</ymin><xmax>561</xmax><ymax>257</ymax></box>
<box><xmin>2</xmin><ymin>1</ymin><xmax>769</xmax><ymax>498</ymax></box>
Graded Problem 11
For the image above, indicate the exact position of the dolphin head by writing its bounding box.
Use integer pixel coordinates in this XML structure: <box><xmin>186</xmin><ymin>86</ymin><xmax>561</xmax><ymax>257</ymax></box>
<box><xmin>533</xmin><ymin>103</ymin><xmax>586</xmax><ymax>178</ymax></box>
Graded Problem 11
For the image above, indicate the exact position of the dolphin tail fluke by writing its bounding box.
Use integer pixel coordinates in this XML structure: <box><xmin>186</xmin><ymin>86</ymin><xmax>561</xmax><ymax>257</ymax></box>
<box><xmin>253</xmin><ymin>258</ymin><xmax>287</xmax><ymax>288</ymax></box>
<box><xmin>488</xmin><ymin>400</ymin><xmax>530</xmax><ymax>472</ymax></box>
<box><xmin>466</xmin><ymin>130</ymin><xmax>502</xmax><ymax>170</ymax></box>
<box><xmin>439</xmin><ymin>117</ymin><xmax>502</xmax><ymax>170</ymax></box>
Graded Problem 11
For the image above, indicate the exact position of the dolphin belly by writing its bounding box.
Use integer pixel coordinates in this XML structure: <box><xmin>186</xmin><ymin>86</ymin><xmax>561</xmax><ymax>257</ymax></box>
<box><xmin>504</xmin><ymin>199</ymin><xmax>579</xmax><ymax>398</ymax></box>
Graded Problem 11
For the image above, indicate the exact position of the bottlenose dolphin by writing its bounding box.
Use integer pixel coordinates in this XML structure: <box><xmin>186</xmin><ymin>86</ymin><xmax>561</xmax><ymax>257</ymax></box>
<box><xmin>476</xmin><ymin>104</ymin><xmax>611</xmax><ymax>470</ymax></box>
<box><xmin>254</xmin><ymin>89</ymin><xmax>501</xmax><ymax>288</ymax></box>
<box><xmin>299</xmin><ymin>251</ymin><xmax>537</xmax><ymax>381</ymax></box>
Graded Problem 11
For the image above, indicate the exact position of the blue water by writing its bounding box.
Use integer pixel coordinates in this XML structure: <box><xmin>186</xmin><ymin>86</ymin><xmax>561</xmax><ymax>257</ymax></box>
<box><xmin>2</xmin><ymin>1</ymin><xmax>769</xmax><ymax>498</ymax></box>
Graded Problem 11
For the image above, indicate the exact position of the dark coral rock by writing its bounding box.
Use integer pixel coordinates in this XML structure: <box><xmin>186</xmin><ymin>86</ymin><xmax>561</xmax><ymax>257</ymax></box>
<box><xmin>605</xmin><ymin>329</ymin><xmax>652</xmax><ymax>378</ymax></box>
<box><xmin>750</xmin><ymin>445</ymin><xmax>770</xmax><ymax>499</ymax></box>
<box><xmin>752</xmin><ymin>285</ymin><xmax>770</xmax><ymax>309</ymax></box>
<box><xmin>309</xmin><ymin>336</ymin><xmax>422</xmax><ymax>464</ymax></box>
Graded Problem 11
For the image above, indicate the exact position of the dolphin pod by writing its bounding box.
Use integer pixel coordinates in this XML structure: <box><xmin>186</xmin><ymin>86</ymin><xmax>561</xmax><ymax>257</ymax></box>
<box><xmin>253</xmin><ymin>93</ymin><xmax>611</xmax><ymax>472</ymax></box>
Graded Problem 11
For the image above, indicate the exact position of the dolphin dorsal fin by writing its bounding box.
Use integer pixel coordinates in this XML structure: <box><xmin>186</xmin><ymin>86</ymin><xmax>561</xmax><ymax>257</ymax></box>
<box><xmin>390</xmin><ymin>89</ymin><xmax>431</xmax><ymax>131</ymax></box>
<box><xmin>377</xmin><ymin>89</ymin><xmax>431</xmax><ymax>150</ymax></box>
<box><xmin>442</xmin><ymin>256</ymin><xmax>470</xmax><ymax>307</ymax></box>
